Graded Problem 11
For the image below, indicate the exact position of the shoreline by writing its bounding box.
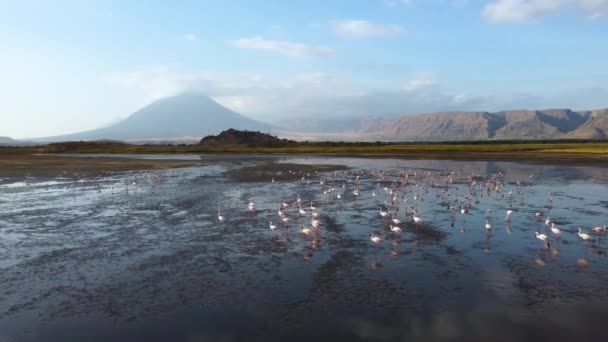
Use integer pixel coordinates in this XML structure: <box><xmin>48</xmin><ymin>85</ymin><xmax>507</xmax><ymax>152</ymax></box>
<box><xmin>1</xmin><ymin>151</ymin><xmax>607</xmax><ymax>179</ymax></box>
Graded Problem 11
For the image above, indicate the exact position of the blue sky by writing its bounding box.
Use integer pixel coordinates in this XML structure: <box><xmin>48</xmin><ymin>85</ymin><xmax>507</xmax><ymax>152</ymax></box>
<box><xmin>2</xmin><ymin>0</ymin><xmax>608</xmax><ymax>138</ymax></box>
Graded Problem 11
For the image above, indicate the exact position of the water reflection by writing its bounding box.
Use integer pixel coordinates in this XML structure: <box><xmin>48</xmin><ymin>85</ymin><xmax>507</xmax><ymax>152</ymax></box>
<box><xmin>0</xmin><ymin>155</ymin><xmax>607</xmax><ymax>341</ymax></box>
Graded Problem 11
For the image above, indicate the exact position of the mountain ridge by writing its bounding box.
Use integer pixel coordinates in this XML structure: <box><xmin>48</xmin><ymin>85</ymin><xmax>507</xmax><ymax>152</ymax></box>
<box><xmin>21</xmin><ymin>92</ymin><xmax>608</xmax><ymax>142</ymax></box>
<box><xmin>280</xmin><ymin>108</ymin><xmax>608</xmax><ymax>141</ymax></box>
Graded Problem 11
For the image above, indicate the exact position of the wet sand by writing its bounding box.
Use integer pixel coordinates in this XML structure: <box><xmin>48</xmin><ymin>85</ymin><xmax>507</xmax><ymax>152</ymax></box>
<box><xmin>0</xmin><ymin>154</ymin><xmax>205</xmax><ymax>177</ymax></box>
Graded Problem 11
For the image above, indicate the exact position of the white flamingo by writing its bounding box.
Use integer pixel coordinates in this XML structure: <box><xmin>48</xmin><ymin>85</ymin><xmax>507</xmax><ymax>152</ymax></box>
<box><xmin>578</xmin><ymin>228</ymin><xmax>592</xmax><ymax>241</ymax></box>
<box><xmin>535</xmin><ymin>232</ymin><xmax>548</xmax><ymax>241</ymax></box>
<box><xmin>217</xmin><ymin>209</ymin><xmax>225</xmax><ymax>222</ymax></box>
<box><xmin>505</xmin><ymin>209</ymin><xmax>513</xmax><ymax>222</ymax></box>
<box><xmin>379</xmin><ymin>208</ymin><xmax>389</xmax><ymax>218</ymax></box>
<box><xmin>269</xmin><ymin>221</ymin><xmax>278</xmax><ymax>230</ymax></box>
<box><xmin>370</xmin><ymin>233</ymin><xmax>382</xmax><ymax>244</ymax></box>
<box><xmin>301</xmin><ymin>226</ymin><xmax>313</xmax><ymax>236</ymax></box>
<box><xmin>390</xmin><ymin>225</ymin><xmax>402</xmax><ymax>234</ymax></box>
<box><xmin>550</xmin><ymin>223</ymin><xmax>561</xmax><ymax>235</ymax></box>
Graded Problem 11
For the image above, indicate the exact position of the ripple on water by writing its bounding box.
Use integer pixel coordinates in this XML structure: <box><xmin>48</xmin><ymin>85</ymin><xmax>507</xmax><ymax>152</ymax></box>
<box><xmin>0</xmin><ymin>157</ymin><xmax>608</xmax><ymax>342</ymax></box>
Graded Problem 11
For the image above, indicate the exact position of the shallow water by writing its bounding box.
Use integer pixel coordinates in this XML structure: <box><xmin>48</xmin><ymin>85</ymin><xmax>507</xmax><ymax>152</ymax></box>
<box><xmin>1</xmin><ymin>155</ymin><xmax>608</xmax><ymax>342</ymax></box>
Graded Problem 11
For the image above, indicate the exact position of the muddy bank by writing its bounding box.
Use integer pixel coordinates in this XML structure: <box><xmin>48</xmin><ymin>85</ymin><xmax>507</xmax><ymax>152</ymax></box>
<box><xmin>0</xmin><ymin>154</ymin><xmax>204</xmax><ymax>177</ymax></box>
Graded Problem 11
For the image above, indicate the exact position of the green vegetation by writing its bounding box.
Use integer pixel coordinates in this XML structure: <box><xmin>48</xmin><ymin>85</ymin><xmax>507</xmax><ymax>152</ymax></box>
<box><xmin>2</xmin><ymin>139</ymin><xmax>608</xmax><ymax>162</ymax></box>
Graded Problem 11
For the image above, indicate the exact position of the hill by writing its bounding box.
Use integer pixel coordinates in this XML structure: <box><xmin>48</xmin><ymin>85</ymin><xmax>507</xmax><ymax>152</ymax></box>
<box><xmin>200</xmin><ymin>129</ymin><xmax>296</xmax><ymax>147</ymax></box>
<box><xmin>36</xmin><ymin>93</ymin><xmax>273</xmax><ymax>142</ymax></box>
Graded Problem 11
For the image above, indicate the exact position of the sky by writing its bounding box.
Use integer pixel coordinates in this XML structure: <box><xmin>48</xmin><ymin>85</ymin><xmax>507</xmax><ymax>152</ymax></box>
<box><xmin>2</xmin><ymin>0</ymin><xmax>608</xmax><ymax>139</ymax></box>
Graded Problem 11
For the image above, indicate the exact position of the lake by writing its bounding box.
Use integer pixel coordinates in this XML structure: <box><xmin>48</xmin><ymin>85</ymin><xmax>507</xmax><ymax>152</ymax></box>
<box><xmin>1</xmin><ymin>155</ymin><xmax>607</xmax><ymax>341</ymax></box>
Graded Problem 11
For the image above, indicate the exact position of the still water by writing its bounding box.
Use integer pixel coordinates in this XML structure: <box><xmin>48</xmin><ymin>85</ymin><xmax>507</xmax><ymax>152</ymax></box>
<box><xmin>1</xmin><ymin>155</ymin><xmax>608</xmax><ymax>341</ymax></box>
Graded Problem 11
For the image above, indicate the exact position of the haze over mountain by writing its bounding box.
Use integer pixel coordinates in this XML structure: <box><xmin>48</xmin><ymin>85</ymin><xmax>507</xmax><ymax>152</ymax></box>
<box><xmin>36</xmin><ymin>93</ymin><xmax>273</xmax><ymax>142</ymax></box>
<box><xmin>279</xmin><ymin>108</ymin><xmax>608</xmax><ymax>141</ymax></box>
<box><xmin>26</xmin><ymin>91</ymin><xmax>608</xmax><ymax>143</ymax></box>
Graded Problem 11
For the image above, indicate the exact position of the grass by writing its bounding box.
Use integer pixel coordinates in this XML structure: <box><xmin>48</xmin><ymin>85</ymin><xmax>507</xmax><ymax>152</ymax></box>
<box><xmin>2</xmin><ymin>141</ymin><xmax>608</xmax><ymax>162</ymax></box>
<box><xmin>0</xmin><ymin>154</ymin><xmax>205</xmax><ymax>177</ymax></box>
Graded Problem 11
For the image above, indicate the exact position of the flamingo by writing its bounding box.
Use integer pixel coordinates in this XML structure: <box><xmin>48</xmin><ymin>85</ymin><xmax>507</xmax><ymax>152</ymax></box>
<box><xmin>505</xmin><ymin>209</ymin><xmax>513</xmax><ymax>222</ymax></box>
<box><xmin>301</xmin><ymin>226</ymin><xmax>313</xmax><ymax>236</ymax></box>
<box><xmin>391</xmin><ymin>216</ymin><xmax>402</xmax><ymax>225</ymax></box>
<box><xmin>578</xmin><ymin>228</ymin><xmax>592</xmax><ymax>241</ymax></box>
<box><xmin>370</xmin><ymin>233</ymin><xmax>382</xmax><ymax>244</ymax></box>
<box><xmin>545</xmin><ymin>217</ymin><xmax>551</xmax><ymax>226</ymax></box>
<box><xmin>390</xmin><ymin>225</ymin><xmax>402</xmax><ymax>234</ymax></box>
<box><xmin>247</xmin><ymin>199</ymin><xmax>255</xmax><ymax>211</ymax></box>
<box><xmin>379</xmin><ymin>208</ymin><xmax>389</xmax><ymax>218</ymax></box>
<box><xmin>269</xmin><ymin>221</ymin><xmax>278</xmax><ymax>230</ymax></box>
<box><xmin>299</xmin><ymin>206</ymin><xmax>307</xmax><ymax>216</ymax></box>
<box><xmin>535</xmin><ymin>232</ymin><xmax>548</xmax><ymax>241</ymax></box>
<box><xmin>592</xmin><ymin>226</ymin><xmax>607</xmax><ymax>233</ymax></box>
<box><xmin>485</xmin><ymin>221</ymin><xmax>492</xmax><ymax>230</ymax></box>
<box><xmin>550</xmin><ymin>223</ymin><xmax>561</xmax><ymax>235</ymax></box>
<box><xmin>413</xmin><ymin>213</ymin><xmax>422</xmax><ymax>224</ymax></box>
<box><xmin>217</xmin><ymin>209</ymin><xmax>225</xmax><ymax>222</ymax></box>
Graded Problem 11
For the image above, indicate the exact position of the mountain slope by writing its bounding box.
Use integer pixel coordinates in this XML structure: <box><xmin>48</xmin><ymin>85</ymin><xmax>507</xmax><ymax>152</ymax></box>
<box><xmin>566</xmin><ymin>109</ymin><xmax>608</xmax><ymax>139</ymax></box>
<box><xmin>386</xmin><ymin>112</ymin><xmax>490</xmax><ymax>140</ymax></box>
<box><xmin>285</xmin><ymin>108</ymin><xmax>605</xmax><ymax>141</ymax></box>
<box><xmin>38</xmin><ymin>93</ymin><xmax>273</xmax><ymax>142</ymax></box>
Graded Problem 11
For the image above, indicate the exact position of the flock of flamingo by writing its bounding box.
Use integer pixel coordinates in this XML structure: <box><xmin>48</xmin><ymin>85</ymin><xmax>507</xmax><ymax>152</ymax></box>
<box><xmin>216</xmin><ymin>168</ymin><xmax>607</xmax><ymax>259</ymax></box>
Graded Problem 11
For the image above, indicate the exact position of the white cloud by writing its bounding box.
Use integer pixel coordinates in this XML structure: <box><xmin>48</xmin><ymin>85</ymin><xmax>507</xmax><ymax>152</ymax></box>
<box><xmin>385</xmin><ymin>0</ymin><xmax>469</xmax><ymax>8</ymax></box>
<box><xmin>482</xmin><ymin>0</ymin><xmax>566</xmax><ymax>22</ymax></box>
<box><xmin>579</xmin><ymin>0</ymin><xmax>608</xmax><ymax>19</ymax></box>
<box><xmin>332</xmin><ymin>20</ymin><xmax>405</xmax><ymax>38</ymax></box>
<box><xmin>403</xmin><ymin>73</ymin><xmax>438</xmax><ymax>92</ymax></box>
<box><xmin>483</xmin><ymin>0</ymin><xmax>608</xmax><ymax>22</ymax></box>
<box><xmin>385</xmin><ymin>0</ymin><xmax>413</xmax><ymax>7</ymax></box>
<box><xmin>228</xmin><ymin>36</ymin><xmax>336</xmax><ymax>58</ymax></box>
<box><xmin>104</xmin><ymin>66</ymin><xmax>608</xmax><ymax>124</ymax></box>
<box><xmin>182</xmin><ymin>33</ymin><xmax>198</xmax><ymax>41</ymax></box>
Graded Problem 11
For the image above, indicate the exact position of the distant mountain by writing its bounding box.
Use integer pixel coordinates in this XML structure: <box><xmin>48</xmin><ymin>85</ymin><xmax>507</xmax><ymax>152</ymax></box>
<box><xmin>200</xmin><ymin>128</ymin><xmax>295</xmax><ymax>147</ymax></box>
<box><xmin>0</xmin><ymin>136</ymin><xmax>37</xmax><ymax>146</ymax></box>
<box><xmin>36</xmin><ymin>93</ymin><xmax>273</xmax><ymax>142</ymax></box>
<box><xmin>280</xmin><ymin>108</ymin><xmax>608</xmax><ymax>141</ymax></box>
<box><xmin>566</xmin><ymin>108</ymin><xmax>608</xmax><ymax>139</ymax></box>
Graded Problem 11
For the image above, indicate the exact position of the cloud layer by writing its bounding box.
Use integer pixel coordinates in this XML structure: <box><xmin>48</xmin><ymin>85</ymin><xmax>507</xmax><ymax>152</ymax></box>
<box><xmin>104</xmin><ymin>66</ymin><xmax>608</xmax><ymax>123</ymax></box>
<box><xmin>483</xmin><ymin>0</ymin><xmax>608</xmax><ymax>22</ymax></box>
<box><xmin>332</xmin><ymin>20</ymin><xmax>405</xmax><ymax>38</ymax></box>
<box><xmin>228</xmin><ymin>37</ymin><xmax>336</xmax><ymax>58</ymax></box>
